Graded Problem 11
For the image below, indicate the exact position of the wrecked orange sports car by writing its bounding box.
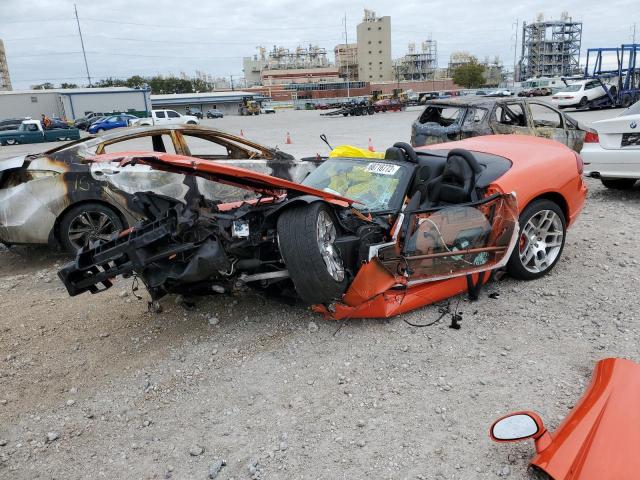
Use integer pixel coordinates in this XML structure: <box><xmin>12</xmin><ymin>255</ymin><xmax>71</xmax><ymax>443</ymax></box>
<box><xmin>490</xmin><ymin>358</ymin><xmax>640</xmax><ymax>480</ymax></box>
<box><xmin>58</xmin><ymin>136</ymin><xmax>586</xmax><ymax>319</ymax></box>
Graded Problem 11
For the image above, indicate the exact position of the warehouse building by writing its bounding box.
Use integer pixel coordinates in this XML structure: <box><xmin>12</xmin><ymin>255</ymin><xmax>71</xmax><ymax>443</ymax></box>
<box><xmin>150</xmin><ymin>91</ymin><xmax>265</xmax><ymax>116</ymax></box>
<box><xmin>0</xmin><ymin>87</ymin><xmax>150</xmax><ymax>120</ymax></box>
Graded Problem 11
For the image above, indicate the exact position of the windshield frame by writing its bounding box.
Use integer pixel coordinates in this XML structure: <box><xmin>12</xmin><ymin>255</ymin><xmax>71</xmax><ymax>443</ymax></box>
<box><xmin>302</xmin><ymin>157</ymin><xmax>415</xmax><ymax>214</ymax></box>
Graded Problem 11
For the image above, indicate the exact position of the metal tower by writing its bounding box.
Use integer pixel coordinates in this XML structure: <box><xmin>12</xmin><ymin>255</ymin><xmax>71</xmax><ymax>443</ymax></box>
<box><xmin>0</xmin><ymin>39</ymin><xmax>12</xmax><ymax>91</ymax></box>
<box><xmin>520</xmin><ymin>12</ymin><xmax>582</xmax><ymax>80</ymax></box>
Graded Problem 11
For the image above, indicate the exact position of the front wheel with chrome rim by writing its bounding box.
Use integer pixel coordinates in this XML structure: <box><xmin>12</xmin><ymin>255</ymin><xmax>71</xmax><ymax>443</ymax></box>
<box><xmin>507</xmin><ymin>199</ymin><xmax>566</xmax><ymax>280</ymax></box>
<box><xmin>277</xmin><ymin>203</ymin><xmax>348</xmax><ymax>305</ymax></box>
<box><xmin>59</xmin><ymin>203</ymin><xmax>124</xmax><ymax>254</ymax></box>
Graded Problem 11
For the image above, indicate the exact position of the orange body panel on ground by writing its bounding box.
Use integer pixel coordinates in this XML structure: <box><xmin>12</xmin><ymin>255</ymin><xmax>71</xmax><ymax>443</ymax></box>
<box><xmin>530</xmin><ymin>358</ymin><xmax>640</xmax><ymax>480</ymax></box>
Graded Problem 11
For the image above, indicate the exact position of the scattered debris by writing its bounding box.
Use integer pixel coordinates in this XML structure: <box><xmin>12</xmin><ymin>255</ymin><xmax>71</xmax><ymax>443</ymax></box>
<box><xmin>208</xmin><ymin>459</ymin><xmax>226</xmax><ymax>479</ymax></box>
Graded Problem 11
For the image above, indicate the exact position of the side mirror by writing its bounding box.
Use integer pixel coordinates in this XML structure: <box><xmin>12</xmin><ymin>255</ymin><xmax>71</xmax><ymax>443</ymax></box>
<box><xmin>490</xmin><ymin>411</ymin><xmax>545</xmax><ymax>442</ymax></box>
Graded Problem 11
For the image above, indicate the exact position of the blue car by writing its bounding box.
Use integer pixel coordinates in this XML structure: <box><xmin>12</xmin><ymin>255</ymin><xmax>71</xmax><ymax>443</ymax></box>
<box><xmin>88</xmin><ymin>114</ymin><xmax>138</xmax><ymax>134</ymax></box>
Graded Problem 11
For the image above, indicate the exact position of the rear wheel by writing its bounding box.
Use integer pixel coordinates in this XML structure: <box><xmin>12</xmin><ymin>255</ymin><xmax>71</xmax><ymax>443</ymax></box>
<box><xmin>59</xmin><ymin>203</ymin><xmax>124</xmax><ymax>254</ymax></box>
<box><xmin>277</xmin><ymin>203</ymin><xmax>348</xmax><ymax>305</ymax></box>
<box><xmin>186</xmin><ymin>120</ymin><xmax>197</xmax><ymax>125</ymax></box>
<box><xmin>601</xmin><ymin>178</ymin><xmax>637</xmax><ymax>190</ymax></box>
<box><xmin>507</xmin><ymin>200</ymin><xmax>566</xmax><ymax>280</ymax></box>
<box><xmin>578</xmin><ymin>96</ymin><xmax>588</xmax><ymax>108</ymax></box>
<box><xmin>5</xmin><ymin>139</ymin><xmax>17</xmax><ymax>145</ymax></box>
<box><xmin>621</xmin><ymin>94</ymin><xmax>633</xmax><ymax>108</ymax></box>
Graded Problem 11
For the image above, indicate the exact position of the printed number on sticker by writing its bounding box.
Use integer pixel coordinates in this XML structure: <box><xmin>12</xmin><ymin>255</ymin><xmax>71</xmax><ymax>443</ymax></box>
<box><xmin>365</xmin><ymin>163</ymin><xmax>400</xmax><ymax>175</ymax></box>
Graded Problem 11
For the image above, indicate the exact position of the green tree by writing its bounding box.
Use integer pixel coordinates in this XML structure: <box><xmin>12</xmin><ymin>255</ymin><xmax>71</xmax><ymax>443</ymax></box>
<box><xmin>59</xmin><ymin>82</ymin><xmax>79</xmax><ymax>89</ymax></box>
<box><xmin>452</xmin><ymin>59</ymin><xmax>486</xmax><ymax>88</ymax></box>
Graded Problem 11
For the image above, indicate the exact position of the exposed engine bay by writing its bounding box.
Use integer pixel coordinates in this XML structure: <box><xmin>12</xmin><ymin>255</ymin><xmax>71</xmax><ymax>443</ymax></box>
<box><xmin>59</xmin><ymin>191</ymin><xmax>386</xmax><ymax>301</ymax></box>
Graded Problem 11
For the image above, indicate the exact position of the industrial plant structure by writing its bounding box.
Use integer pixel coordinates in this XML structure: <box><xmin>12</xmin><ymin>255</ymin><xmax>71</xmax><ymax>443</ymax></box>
<box><xmin>519</xmin><ymin>12</ymin><xmax>582</xmax><ymax>80</ymax></box>
<box><xmin>356</xmin><ymin>10</ymin><xmax>393</xmax><ymax>82</ymax></box>
<box><xmin>0</xmin><ymin>39</ymin><xmax>12</xmax><ymax>91</ymax></box>
<box><xmin>396</xmin><ymin>40</ymin><xmax>438</xmax><ymax>81</ymax></box>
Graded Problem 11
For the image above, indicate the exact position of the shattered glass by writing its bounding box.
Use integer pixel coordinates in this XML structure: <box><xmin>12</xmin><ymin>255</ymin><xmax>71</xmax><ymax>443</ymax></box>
<box><xmin>378</xmin><ymin>193</ymin><xmax>519</xmax><ymax>284</ymax></box>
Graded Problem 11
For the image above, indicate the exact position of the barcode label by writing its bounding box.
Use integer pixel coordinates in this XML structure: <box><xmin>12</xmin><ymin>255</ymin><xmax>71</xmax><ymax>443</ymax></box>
<box><xmin>364</xmin><ymin>163</ymin><xmax>400</xmax><ymax>175</ymax></box>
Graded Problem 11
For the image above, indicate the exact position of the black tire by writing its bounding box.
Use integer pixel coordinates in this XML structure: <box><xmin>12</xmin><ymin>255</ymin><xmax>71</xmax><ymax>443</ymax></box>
<box><xmin>528</xmin><ymin>466</ymin><xmax>552</xmax><ymax>480</ymax></box>
<box><xmin>59</xmin><ymin>203</ymin><xmax>124</xmax><ymax>254</ymax></box>
<box><xmin>621</xmin><ymin>94</ymin><xmax>633</xmax><ymax>108</ymax></box>
<box><xmin>5</xmin><ymin>139</ymin><xmax>17</xmax><ymax>145</ymax></box>
<box><xmin>277</xmin><ymin>203</ymin><xmax>348</xmax><ymax>305</ymax></box>
<box><xmin>507</xmin><ymin>199</ymin><xmax>566</xmax><ymax>281</ymax></box>
<box><xmin>578</xmin><ymin>96</ymin><xmax>588</xmax><ymax>108</ymax></box>
<box><xmin>601</xmin><ymin>178</ymin><xmax>637</xmax><ymax>189</ymax></box>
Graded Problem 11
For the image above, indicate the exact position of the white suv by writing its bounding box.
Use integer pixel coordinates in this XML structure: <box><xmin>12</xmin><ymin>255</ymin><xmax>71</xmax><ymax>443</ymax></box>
<box><xmin>551</xmin><ymin>80</ymin><xmax>609</xmax><ymax>109</ymax></box>
<box><xmin>132</xmin><ymin>109</ymin><xmax>200</xmax><ymax>126</ymax></box>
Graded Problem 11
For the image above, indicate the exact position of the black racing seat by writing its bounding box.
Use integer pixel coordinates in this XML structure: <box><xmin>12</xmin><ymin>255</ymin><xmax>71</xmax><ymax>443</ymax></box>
<box><xmin>421</xmin><ymin>149</ymin><xmax>484</xmax><ymax>208</ymax></box>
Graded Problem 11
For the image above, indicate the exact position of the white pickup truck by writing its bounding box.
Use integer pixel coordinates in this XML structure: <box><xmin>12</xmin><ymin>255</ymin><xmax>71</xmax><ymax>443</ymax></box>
<box><xmin>131</xmin><ymin>109</ymin><xmax>200</xmax><ymax>127</ymax></box>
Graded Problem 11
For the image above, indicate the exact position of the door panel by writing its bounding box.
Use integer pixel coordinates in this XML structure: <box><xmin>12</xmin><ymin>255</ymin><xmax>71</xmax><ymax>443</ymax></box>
<box><xmin>377</xmin><ymin>193</ymin><xmax>518</xmax><ymax>284</ymax></box>
<box><xmin>490</xmin><ymin>103</ymin><xmax>533</xmax><ymax>136</ymax></box>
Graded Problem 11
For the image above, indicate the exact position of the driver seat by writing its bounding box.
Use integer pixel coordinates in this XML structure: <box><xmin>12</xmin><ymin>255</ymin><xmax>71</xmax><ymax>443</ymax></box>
<box><xmin>421</xmin><ymin>149</ymin><xmax>483</xmax><ymax>208</ymax></box>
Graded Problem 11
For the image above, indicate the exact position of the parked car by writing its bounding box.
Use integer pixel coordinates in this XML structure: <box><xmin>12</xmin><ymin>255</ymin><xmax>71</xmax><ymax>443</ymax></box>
<box><xmin>57</xmin><ymin>137</ymin><xmax>586</xmax><ymax>321</ymax></box>
<box><xmin>73</xmin><ymin>112</ymin><xmax>106</xmax><ymax>130</ymax></box>
<box><xmin>0</xmin><ymin>118</ymin><xmax>27</xmax><ymax>131</ymax></box>
<box><xmin>0</xmin><ymin>119</ymin><xmax>80</xmax><ymax>145</ymax></box>
<box><xmin>132</xmin><ymin>109</ymin><xmax>200</xmax><ymax>126</ymax></box>
<box><xmin>551</xmin><ymin>80</ymin><xmax>612</xmax><ymax>109</ymax></box>
<box><xmin>0</xmin><ymin>125</ymin><xmax>311</xmax><ymax>253</ymax></box>
<box><xmin>205</xmin><ymin>109</ymin><xmax>224</xmax><ymax>119</ymax></box>
<box><xmin>411</xmin><ymin>97</ymin><xmax>593</xmax><ymax>152</ymax></box>
<box><xmin>186</xmin><ymin>108</ymin><xmax>203</xmax><ymax>119</ymax></box>
<box><xmin>518</xmin><ymin>87</ymin><xmax>551</xmax><ymax>97</ymax></box>
<box><xmin>581</xmin><ymin>100</ymin><xmax>640</xmax><ymax>189</ymax></box>
<box><xmin>484</xmin><ymin>89</ymin><xmax>512</xmax><ymax>97</ymax></box>
<box><xmin>261</xmin><ymin>105</ymin><xmax>276</xmax><ymax>114</ymax></box>
<box><xmin>490</xmin><ymin>358</ymin><xmax>640</xmax><ymax>480</ymax></box>
<box><xmin>87</xmin><ymin>114</ymin><xmax>138</xmax><ymax>134</ymax></box>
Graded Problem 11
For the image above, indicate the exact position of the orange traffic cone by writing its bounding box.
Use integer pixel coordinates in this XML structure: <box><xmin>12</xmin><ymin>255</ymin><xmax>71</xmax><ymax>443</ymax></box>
<box><xmin>285</xmin><ymin>132</ymin><xmax>292</xmax><ymax>144</ymax></box>
<box><xmin>240</xmin><ymin>129</ymin><xmax>244</xmax><ymax>137</ymax></box>
<box><xmin>368</xmin><ymin>137</ymin><xmax>374</xmax><ymax>152</ymax></box>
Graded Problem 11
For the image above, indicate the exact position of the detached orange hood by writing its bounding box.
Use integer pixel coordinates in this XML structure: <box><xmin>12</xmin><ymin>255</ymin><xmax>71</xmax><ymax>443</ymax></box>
<box><xmin>533</xmin><ymin>358</ymin><xmax>640</xmax><ymax>479</ymax></box>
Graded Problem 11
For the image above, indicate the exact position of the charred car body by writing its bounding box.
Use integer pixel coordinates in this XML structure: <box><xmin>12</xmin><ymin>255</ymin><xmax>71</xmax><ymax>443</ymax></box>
<box><xmin>59</xmin><ymin>136</ymin><xmax>586</xmax><ymax>320</ymax></box>
<box><xmin>0</xmin><ymin>125</ymin><xmax>315</xmax><ymax>252</ymax></box>
<box><xmin>411</xmin><ymin>97</ymin><xmax>591</xmax><ymax>153</ymax></box>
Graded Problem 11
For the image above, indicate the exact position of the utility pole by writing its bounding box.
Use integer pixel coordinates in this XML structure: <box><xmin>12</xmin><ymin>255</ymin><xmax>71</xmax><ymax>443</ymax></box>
<box><xmin>343</xmin><ymin>13</ymin><xmax>350</xmax><ymax>99</ymax></box>
<box><xmin>74</xmin><ymin>4</ymin><xmax>92</xmax><ymax>87</ymax></box>
<box><xmin>633</xmin><ymin>23</ymin><xmax>637</xmax><ymax>45</ymax></box>
<box><xmin>512</xmin><ymin>18</ymin><xmax>519</xmax><ymax>87</ymax></box>
<box><xmin>230</xmin><ymin>75</ymin><xmax>234</xmax><ymax>91</ymax></box>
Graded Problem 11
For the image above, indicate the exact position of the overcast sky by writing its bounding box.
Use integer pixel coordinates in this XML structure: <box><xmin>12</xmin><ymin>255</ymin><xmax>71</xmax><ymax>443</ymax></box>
<box><xmin>1</xmin><ymin>0</ymin><xmax>637</xmax><ymax>89</ymax></box>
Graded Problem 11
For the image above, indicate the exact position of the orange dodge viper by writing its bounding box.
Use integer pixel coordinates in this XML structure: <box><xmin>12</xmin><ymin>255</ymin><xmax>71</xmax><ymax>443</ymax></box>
<box><xmin>58</xmin><ymin>136</ymin><xmax>586</xmax><ymax>319</ymax></box>
<box><xmin>490</xmin><ymin>358</ymin><xmax>640</xmax><ymax>479</ymax></box>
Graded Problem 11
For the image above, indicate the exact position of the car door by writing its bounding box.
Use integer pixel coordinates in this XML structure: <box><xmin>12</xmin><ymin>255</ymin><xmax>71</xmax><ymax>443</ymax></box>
<box><xmin>584</xmin><ymin>80</ymin><xmax>605</xmax><ymax>101</ymax></box>
<box><xmin>154</xmin><ymin>110</ymin><xmax>167</xmax><ymax>125</ymax></box>
<box><xmin>527</xmin><ymin>102</ymin><xmax>569</xmax><ymax>147</ymax></box>
<box><xmin>377</xmin><ymin>193</ymin><xmax>519</xmax><ymax>286</ymax></box>
<box><xmin>166</xmin><ymin>110</ymin><xmax>182</xmax><ymax>125</ymax></box>
<box><xmin>489</xmin><ymin>102</ymin><xmax>534</xmax><ymax>136</ymax></box>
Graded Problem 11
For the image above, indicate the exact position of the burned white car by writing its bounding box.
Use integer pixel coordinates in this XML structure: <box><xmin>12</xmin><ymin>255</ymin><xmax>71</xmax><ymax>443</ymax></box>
<box><xmin>410</xmin><ymin>97</ymin><xmax>590</xmax><ymax>153</ymax></box>
<box><xmin>0</xmin><ymin>125</ymin><xmax>317</xmax><ymax>252</ymax></box>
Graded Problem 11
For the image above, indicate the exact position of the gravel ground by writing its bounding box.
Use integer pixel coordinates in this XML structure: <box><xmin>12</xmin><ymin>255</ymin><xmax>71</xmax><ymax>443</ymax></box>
<box><xmin>1</xmin><ymin>107</ymin><xmax>639</xmax><ymax>479</ymax></box>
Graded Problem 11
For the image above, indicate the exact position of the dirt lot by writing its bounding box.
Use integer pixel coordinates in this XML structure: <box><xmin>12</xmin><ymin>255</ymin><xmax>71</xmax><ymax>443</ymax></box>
<box><xmin>1</xmin><ymin>108</ymin><xmax>639</xmax><ymax>479</ymax></box>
